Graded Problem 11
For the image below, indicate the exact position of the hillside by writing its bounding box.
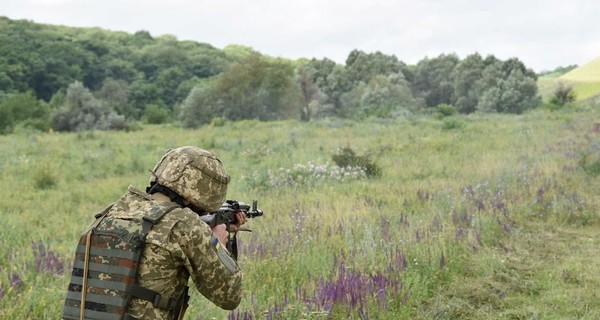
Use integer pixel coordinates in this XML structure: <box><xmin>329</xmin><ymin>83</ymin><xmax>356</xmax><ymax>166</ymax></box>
<box><xmin>539</xmin><ymin>56</ymin><xmax>600</xmax><ymax>102</ymax></box>
<box><xmin>561</xmin><ymin>56</ymin><xmax>600</xmax><ymax>82</ymax></box>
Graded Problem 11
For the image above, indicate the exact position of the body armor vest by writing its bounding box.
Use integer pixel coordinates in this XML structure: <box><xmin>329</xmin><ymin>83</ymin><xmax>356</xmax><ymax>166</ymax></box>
<box><xmin>63</xmin><ymin>202</ymin><xmax>185</xmax><ymax>320</ymax></box>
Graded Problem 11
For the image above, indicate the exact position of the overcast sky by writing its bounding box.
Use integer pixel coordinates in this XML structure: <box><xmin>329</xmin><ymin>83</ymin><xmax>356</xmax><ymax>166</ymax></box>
<box><xmin>4</xmin><ymin>0</ymin><xmax>600</xmax><ymax>72</ymax></box>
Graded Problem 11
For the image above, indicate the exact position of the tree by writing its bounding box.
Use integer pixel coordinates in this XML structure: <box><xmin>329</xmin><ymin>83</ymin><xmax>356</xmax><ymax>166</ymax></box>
<box><xmin>295</xmin><ymin>64</ymin><xmax>328</xmax><ymax>121</ymax></box>
<box><xmin>451</xmin><ymin>53</ymin><xmax>486</xmax><ymax>113</ymax></box>
<box><xmin>212</xmin><ymin>54</ymin><xmax>297</xmax><ymax>120</ymax></box>
<box><xmin>96</xmin><ymin>77</ymin><xmax>130</xmax><ymax>117</ymax></box>
<box><xmin>52</xmin><ymin>81</ymin><xmax>127</xmax><ymax>131</ymax></box>
<box><xmin>345</xmin><ymin>50</ymin><xmax>405</xmax><ymax>86</ymax></box>
<box><xmin>449</xmin><ymin>54</ymin><xmax>539</xmax><ymax>114</ymax></box>
<box><xmin>476</xmin><ymin>59</ymin><xmax>540</xmax><ymax>114</ymax></box>
<box><xmin>178</xmin><ymin>85</ymin><xmax>221</xmax><ymax>128</ymax></box>
<box><xmin>142</xmin><ymin>103</ymin><xmax>172</xmax><ymax>124</ymax></box>
<box><xmin>0</xmin><ymin>91</ymin><xmax>49</xmax><ymax>133</ymax></box>
<box><xmin>340</xmin><ymin>74</ymin><xmax>420</xmax><ymax>119</ymax></box>
<box><xmin>155</xmin><ymin>67</ymin><xmax>189</xmax><ymax>108</ymax></box>
<box><xmin>412</xmin><ymin>54</ymin><xmax>459</xmax><ymax>107</ymax></box>
<box><xmin>126</xmin><ymin>80</ymin><xmax>162</xmax><ymax>119</ymax></box>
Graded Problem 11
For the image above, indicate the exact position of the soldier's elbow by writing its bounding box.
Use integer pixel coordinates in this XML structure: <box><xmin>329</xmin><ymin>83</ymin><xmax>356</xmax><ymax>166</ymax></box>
<box><xmin>219</xmin><ymin>297</ymin><xmax>241</xmax><ymax>311</ymax></box>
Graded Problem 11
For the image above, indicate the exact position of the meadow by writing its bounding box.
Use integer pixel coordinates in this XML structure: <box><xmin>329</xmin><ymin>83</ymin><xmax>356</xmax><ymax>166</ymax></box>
<box><xmin>539</xmin><ymin>57</ymin><xmax>600</xmax><ymax>103</ymax></box>
<box><xmin>1</xmin><ymin>105</ymin><xmax>599</xmax><ymax>319</ymax></box>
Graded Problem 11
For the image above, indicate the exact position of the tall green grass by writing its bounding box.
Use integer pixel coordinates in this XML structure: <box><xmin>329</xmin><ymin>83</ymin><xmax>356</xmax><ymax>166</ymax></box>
<box><xmin>1</xmin><ymin>107</ymin><xmax>599</xmax><ymax>319</ymax></box>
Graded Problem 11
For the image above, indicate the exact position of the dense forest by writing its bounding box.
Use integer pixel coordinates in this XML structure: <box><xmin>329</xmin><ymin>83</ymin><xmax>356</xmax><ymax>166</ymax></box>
<box><xmin>0</xmin><ymin>16</ymin><xmax>541</xmax><ymax>133</ymax></box>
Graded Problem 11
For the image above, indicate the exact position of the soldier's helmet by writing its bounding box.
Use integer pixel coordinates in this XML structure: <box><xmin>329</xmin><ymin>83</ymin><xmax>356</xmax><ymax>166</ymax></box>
<box><xmin>150</xmin><ymin>146</ymin><xmax>230</xmax><ymax>212</ymax></box>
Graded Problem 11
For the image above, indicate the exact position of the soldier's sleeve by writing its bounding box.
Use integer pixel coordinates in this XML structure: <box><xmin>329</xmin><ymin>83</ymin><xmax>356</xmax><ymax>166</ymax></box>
<box><xmin>171</xmin><ymin>214</ymin><xmax>243</xmax><ymax>310</ymax></box>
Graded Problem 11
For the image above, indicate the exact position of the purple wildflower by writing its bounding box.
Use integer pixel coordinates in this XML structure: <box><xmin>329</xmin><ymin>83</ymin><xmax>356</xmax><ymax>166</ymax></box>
<box><xmin>381</xmin><ymin>218</ymin><xmax>391</xmax><ymax>243</ymax></box>
<box><xmin>228</xmin><ymin>310</ymin><xmax>253</xmax><ymax>320</ymax></box>
<box><xmin>307</xmin><ymin>257</ymin><xmax>402</xmax><ymax>316</ymax></box>
<box><xmin>455</xmin><ymin>228</ymin><xmax>468</xmax><ymax>240</ymax></box>
<box><xmin>9</xmin><ymin>272</ymin><xmax>22</xmax><ymax>290</ymax></box>
<box><xmin>31</xmin><ymin>241</ymin><xmax>65</xmax><ymax>274</ymax></box>
<box><xmin>439</xmin><ymin>252</ymin><xmax>446</xmax><ymax>269</ymax></box>
<box><xmin>417</xmin><ymin>189</ymin><xmax>430</xmax><ymax>201</ymax></box>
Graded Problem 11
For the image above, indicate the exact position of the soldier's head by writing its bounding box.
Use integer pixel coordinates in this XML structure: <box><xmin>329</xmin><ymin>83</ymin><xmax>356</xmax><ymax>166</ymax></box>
<box><xmin>148</xmin><ymin>146</ymin><xmax>230</xmax><ymax>212</ymax></box>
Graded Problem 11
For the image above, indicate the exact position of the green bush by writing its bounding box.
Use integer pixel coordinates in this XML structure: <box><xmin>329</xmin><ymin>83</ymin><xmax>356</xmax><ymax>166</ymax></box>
<box><xmin>580</xmin><ymin>144</ymin><xmax>600</xmax><ymax>176</ymax></box>
<box><xmin>51</xmin><ymin>82</ymin><xmax>129</xmax><ymax>132</ymax></box>
<box><xmin>436</xmin><ymin>104</ymin><xmax>456</xmax><ymax>117</ymax></box>
<box><xmin>332</xmin><ymin>146</ymin><xmax>381</xmax><ymax>178</ymax></box>
<box><xmin>33</xmin><ymin>166</ymin><xmax>58</xmax><ymax>189</ymax></box>
<box><xmin>210</xmin><ymin>116</ymin><xmax>227</xmax><ymax>127</ymax></box>
<box><xmin>0</xmin><ymin>92</ymin><xmax>50</xmax><ymax>134</ymax></box>
<box><xmin>442</xmin><ymin>117</ymin><xmax>465</xmax><ymax>130</ymax></box>
<box><xmin>142</xmin><ymin>103</ymin><xmax>172</xmax><ymax>124</ymax></box>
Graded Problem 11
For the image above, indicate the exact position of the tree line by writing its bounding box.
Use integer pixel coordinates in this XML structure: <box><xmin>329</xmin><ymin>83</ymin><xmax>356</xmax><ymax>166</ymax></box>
<box><xmin>0</xmin><ymin>16</ymin><xmax>541</xmax><ymax>133</ymax></box>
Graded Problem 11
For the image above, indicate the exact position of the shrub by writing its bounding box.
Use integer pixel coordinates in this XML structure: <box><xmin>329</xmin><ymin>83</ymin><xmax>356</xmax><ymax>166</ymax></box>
<box><xmin>436</xmin><ymin>104</ymin><xmax>456</xmax><ymax>117</ymax></box>
<box><xmin>210</xmin><ymin>116</ymin><xmax>227</xmax><ymax>127</ymax></box>
<box><xmin>33</xmin><ymin>165</ymin><xmax>58</xmax><ymax>189</ymax></box>
<box><xmin>0</xmin><ymin>92</ymin><xmax>50</xmax><ymax>134</ymax></box>
<box><xmin>442</xmin><ymin>117</ymin><xmax>465</xmax><ymax>130</ymax></box>
<box><xmin>332</xmin><ymin>147</ymin><xmax>381</xmax><ymax>178</ymax></box>
<box><xmin>580</xmin><ymin>143</ymin><xmax>600</xmax><ymax>176</ymax></box>
<box><xmin>241</xmin><ymin>161</ymin><xmax>367</xmax><ymax>190</ymax></box>
<box><xmin>142</xmin><ymin>103</ymin><xmax>171</xmax><ymax>124</ymax></box>
<box><xmin>550</xmin><ymin>82</ymin><xmax>576</xmax><ymax>106</ymax></box>
<box><xmin>51</xmin><ymin>82</ymin><xmax>128</xmax><ymax>132</ymax></box>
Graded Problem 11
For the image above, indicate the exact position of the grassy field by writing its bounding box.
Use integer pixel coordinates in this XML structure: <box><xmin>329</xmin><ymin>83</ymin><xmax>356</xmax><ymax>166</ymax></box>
<box><xmin>1</xmin><ymin>106</ymin><xmax>599</xmax><ymax>319</ymax></box>
<box><xmin>539</xmin><ymin>56</ymin><xmax>600</xmax><ymax>102</ymax></box>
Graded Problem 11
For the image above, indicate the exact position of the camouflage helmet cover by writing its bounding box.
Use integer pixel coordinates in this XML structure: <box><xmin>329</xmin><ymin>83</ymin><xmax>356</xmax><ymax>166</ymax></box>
<box><xmin>150</xmin><ymin>146</ymin><xmax>230</xmax><ymax>212</ymax></box>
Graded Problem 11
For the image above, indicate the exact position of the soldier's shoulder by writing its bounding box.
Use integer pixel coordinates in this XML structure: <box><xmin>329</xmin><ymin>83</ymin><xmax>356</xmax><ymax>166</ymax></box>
<box><xmin>155</xmin><ymin>206</ymin><xmax>202</xmax><ymax>231</ymax></box>
<box><xmin>165</xmin><ymin>206</ymin><xmax>198</xmax><ymax>221</ymax></box>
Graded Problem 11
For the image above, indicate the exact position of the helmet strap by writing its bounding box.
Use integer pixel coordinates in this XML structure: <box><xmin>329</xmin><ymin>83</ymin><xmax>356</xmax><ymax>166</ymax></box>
<box><xmin>146</xmin><ymin>182</ymin><xmax>204</xmax><ymax>214</ymax></box>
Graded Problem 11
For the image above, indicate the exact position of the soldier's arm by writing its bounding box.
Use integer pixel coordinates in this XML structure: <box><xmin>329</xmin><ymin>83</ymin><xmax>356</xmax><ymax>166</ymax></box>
<box><xmin>173</xmin><ymin>216</ymin><xmax>243</xmax><ymax>310</ymax></box>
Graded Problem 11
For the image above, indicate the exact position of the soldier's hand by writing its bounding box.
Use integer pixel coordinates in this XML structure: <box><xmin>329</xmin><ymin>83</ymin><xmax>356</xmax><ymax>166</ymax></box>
<box><xmin>212</xmin><ymin>224</ymin><xmax>229</xmax><ymax>244</ymax></box>
<box><xmin>227</xmin><ymin>211</ymin><xmax>247</xmax><ymax>233</ymax></box>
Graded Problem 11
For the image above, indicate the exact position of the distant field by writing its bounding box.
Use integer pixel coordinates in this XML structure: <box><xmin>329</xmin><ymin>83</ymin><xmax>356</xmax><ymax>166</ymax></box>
<box><xmin>561</xmin><ymin>57</ymin><xmax>600</xmax><ymax>82</ymax></box>
<box><xmin>539</xmin><ymin>57</ymin><xmax>600</xmax><ymax>102</ymax></box>
<box><xmin>1</xmin><ymin>107</ymin><xmax>600</xmax><ymax>319</ymax></box>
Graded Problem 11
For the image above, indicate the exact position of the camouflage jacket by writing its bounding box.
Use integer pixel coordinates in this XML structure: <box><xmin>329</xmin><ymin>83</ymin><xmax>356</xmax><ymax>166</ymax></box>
<box><xmin>112</xmin><ymin>186</ymin><xmax>243</xmax><ymax>319</ymax></box>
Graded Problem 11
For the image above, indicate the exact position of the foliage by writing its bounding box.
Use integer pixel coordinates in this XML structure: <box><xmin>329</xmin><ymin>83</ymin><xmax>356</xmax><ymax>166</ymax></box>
<box><xmin>32</xmin><ymin>164</ymin><xmax>59</xmax><ymax>189</ymax></box>
<box><xmin>476</xmin><ymin>60</ymin><xmax>540</xmax><ymax>114</ymax></box>
<box><xmin>178</xmin><ymin>85</ymin><xmax>220</xmax><ymax>128</ymax></box>
<box><xmin>412</xmin><ymin>54</ymin><xmax>459</xmax><ymax>107</ymax></box>
<box><xmin>51</xmin><ymin>81</ymin><xmax>128</xmax><ymax>131</ymax></box>
<box><xmin>142</xmin><ymin>103</ymin><xmax>172</xmax><ymax>124</ymax></box>
<box><xmin>441</xmin><ymin>117</ymin><xmax>465</xmax><ymax>130</ymax></box>
<box><xmin>537</xmin><ymin>64</ymin><xmax>578</xmax><ymax>77</ymax></box>
<box><xmin>0</xmin><ymin>16</ymin><xmax>232</xmax><ymax>118</ymax></box>
<box><xmin>0</xmin><ymin>16</ymin><xmax>556</xmax><ymax>128</ymax></box>
<box><xmin>550</xmin><ymin>81</ymin><xmax>577</xmax><ymax>106</ymax></box>
<box><xmin>436</xmin><ymin>103</ymin><xmax>456</xmax><ymax>117</ymax></box>
<box><xmin>181</xmin><ymin>54</ymin><xmax>300</xmax><ymax>125</ymax></box>
<box><xmin>0</xmin><ymin>91</ymin><xmax>50</xmax><ymax>134</ymax></box>
<box><xmin>331</xmin><ymin>146</ymin><xmax>382</xmax><ymax>178</ymax></box>
<box><xmin>579</xmin><ymin>141</ymin><xmax>600</xmax><ymax>176</ymax></box>
<box><xmin>340</xmin><ymin>74</ymin><xmax>421</xmax><ymax>119</ymax></box>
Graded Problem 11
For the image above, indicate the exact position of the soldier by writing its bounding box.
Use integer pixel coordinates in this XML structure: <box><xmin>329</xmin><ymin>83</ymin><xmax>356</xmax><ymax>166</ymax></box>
<box><xmin>63</xmin><ymin>146</ymin><xmax>246</xmax><ymax>320</ymax></box>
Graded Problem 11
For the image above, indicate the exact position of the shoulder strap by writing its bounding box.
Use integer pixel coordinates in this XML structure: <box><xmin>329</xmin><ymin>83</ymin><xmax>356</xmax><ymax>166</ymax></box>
<box><xmin>80</xmin><ymin>203</ymin><xmax>114</xmax><ymax>320</ymax></box>
<box><xmin>126</xmin><ymin>202</ymin><xmax>182</xmax><ymax>316</ymax></box>
<box><xmin>141</xmin><ymin>202</ymin><xmax>180</xmax><ymax>236</ymax></box>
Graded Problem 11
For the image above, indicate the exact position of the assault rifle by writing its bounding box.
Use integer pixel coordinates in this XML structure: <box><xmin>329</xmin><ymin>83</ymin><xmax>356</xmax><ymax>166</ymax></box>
<box><xmin>199</xmin><ymin>200</ymin><xmax>264</xmax><ymax>228</ymax></box>
<box><xmin>199</xmin><ymin>200</ymin><xmax>264</xmax><ymax>260</ymax></box>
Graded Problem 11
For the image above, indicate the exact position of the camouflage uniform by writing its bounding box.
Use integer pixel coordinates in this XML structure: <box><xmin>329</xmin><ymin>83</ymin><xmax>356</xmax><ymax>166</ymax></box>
<box><xmin>63</xmin><ymin>147</ymin><xmax>240</xmax><ymax>320</ymax></box>
<box><xmin>112</xmin><ymin>186</ymin><xmax>242</xmax><ymax>319</ymax></box>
